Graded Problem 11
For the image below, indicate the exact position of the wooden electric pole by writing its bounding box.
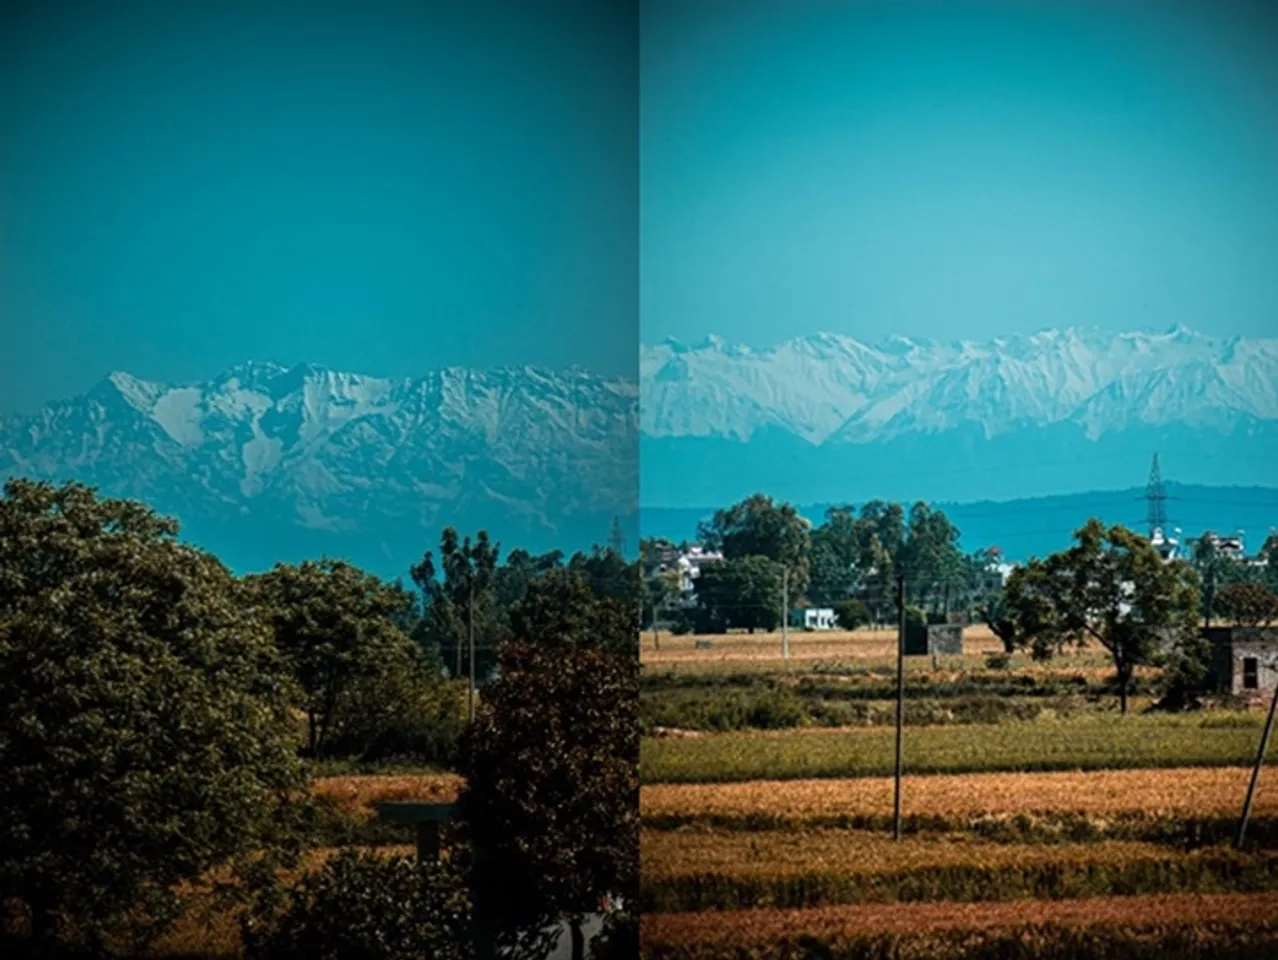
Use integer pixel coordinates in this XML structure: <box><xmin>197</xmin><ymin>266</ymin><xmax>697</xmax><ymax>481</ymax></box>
<box><xmin>1237</xmin><ymin>668</ymin><xmax>1278</xmax><ymax>850</ymax></box>
<box><xmin>782</xmin><ymin>566</ymin><xmax>790</xmax><ymax>661</ymax></box>
<box><xmin>893</xmin><ymin>571</ymin><xmax>906</xmax><ymax>841</ymax></box>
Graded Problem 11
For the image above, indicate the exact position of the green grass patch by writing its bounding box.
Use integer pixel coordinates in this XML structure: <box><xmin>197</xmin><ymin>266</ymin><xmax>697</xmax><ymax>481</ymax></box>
<box><xmin>641</xmin><ymin>713</ymin><xmax>1265</xmax><ymax>784</ymax></box>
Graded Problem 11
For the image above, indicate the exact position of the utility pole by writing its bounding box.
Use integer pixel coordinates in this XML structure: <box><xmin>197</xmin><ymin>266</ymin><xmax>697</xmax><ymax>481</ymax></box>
<box><xmin>782</xmin><ymin>566</ymin><xmax>790</xmax><ymax>662</ymax></box>
<box><xmin>894</xmin><ymin>571</ymin><xmax>906</xmax><ymax>841</ymax></box>
<box><xmin>1237</xmin><ymin>666</ymin><xmax>1278</xmax><ymax>850</ymax></box>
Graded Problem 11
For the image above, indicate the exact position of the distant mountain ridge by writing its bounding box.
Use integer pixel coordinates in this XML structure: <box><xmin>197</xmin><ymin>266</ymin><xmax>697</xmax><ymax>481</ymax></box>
<box><xmin>1</xmin><ymin>361</ymin><xmax>639</xmax><ymax>577</ymax></box>
<box><xmin>640</xmin><ymin>325</ymin><xmax>1278</xmax><ymax>506</ymax></box>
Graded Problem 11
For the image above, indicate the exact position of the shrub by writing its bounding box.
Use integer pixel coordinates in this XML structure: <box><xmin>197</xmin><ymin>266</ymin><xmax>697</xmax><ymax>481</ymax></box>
<box><xmin>832</xmin><ymin>599</ymin><xmax>870</xmax><ymax>630</ymax></box>
<box><xmin>241</xmin><ymin>850</ymin><xmax>472</xmax><ymax>960</ymax></box>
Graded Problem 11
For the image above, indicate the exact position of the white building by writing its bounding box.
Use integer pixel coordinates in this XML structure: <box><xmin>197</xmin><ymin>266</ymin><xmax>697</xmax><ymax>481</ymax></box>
<box><xmin>675</xmin><ymin>545</ymin><xmax>724</xmax><ymax>596</ymax></box>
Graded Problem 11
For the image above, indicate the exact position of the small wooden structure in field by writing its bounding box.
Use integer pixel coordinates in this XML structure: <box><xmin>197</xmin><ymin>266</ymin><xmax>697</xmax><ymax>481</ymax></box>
<box><xmin>377</xmin><ymin>802</ymin><xmax>456</xmax><ymax>862</ymax></box>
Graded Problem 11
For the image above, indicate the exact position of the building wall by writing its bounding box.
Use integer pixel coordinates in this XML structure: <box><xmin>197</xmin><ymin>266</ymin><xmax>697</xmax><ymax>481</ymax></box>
<box><xmin>1205</xmin><ymin>627</ymin><xmax>1278</xmax><ymax>695</ymax></box>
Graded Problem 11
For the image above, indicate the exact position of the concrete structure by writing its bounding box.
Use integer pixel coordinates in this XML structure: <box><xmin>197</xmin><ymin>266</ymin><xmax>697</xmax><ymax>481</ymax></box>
<box><xmin>904</xmin><ymin>623</ymin><xmax>965</xmax><ymax>657</ymax></box>
<box><xmin>1204</xmin><ymin>627</ymin><xmax>1278</xmax><ymax>695</ymax></box>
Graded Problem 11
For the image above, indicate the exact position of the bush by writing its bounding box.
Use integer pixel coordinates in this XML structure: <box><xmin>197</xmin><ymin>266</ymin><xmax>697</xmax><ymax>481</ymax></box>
<box><xmin>832</xmin><ymin>599</ymin><xmax>870</xmax><ymax>630</ymax></box>
<box><xmin>241</xmin><ymin>850</ymin><xmax>472</xmax><ymax>960</ymax></box>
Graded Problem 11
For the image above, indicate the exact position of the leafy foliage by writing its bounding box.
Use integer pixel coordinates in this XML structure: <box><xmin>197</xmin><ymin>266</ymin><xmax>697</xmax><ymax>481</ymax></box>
<box><xmin>0</xmin><ymin>479</ymin><xmax>307</xmax><ymax>953</ymax></box>
<box><xmin>1002</xmin><ymin>520</ymin><xmax>1202</xmax><ymax>713</ymax></box>
<box><xmin>1214</xmin><ymin>582</ymin><xmax>1278</xmax><ymax>628</ymax></box>
<box><xmin>508</xmin><ymin>564</ymin><xmax>637</xmax><ymax>655</ymax></box>
<box><xmin>458</xmin><ymin>643</ymin><xmax>639</xmax><ymax>959</ymax></box>
<box><xmin>241</xmin><ymin>850</ymin><xmax>472</xmax><ymax>960</ymax></box>
<box><xmin>411</xmin><ymin>528</ymin><xmax>502</xmax><ymax>682</ymax></box>
<box><xmin>832</xmin><ymin>598</ymin><xmax>870</xmax><ymax>630</ymax></box>
<box><xmin>698</xmin><ymin>494</ymin><xmax>812</xmax><ymax>598</ymax></box>
<box><xmin>246</xmin><ymin>559</ymin><xmax>428</xmax><ymax>758</ymax></box>
<box><xmin>694</xmin><ymin>556</ymin><xmax>784</xmax><ymax>633</ymax></box>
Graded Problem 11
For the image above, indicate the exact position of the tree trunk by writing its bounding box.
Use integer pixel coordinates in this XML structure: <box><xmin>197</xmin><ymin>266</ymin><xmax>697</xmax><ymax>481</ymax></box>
<box><xmin>1117</xmin><ymin>661</ymin><xmax>1130</xmax><ymax>715</ymax></box>
<box><xmin>570</xmin><ymin>917</ymin><xmax>585</xmax><ymax>960</ymax></box>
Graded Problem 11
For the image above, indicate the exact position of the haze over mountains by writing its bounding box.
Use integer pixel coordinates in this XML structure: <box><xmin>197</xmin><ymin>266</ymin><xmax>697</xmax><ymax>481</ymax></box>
<box><xmin>641</xmin><ymin>325</ymin><xmax>1278</xmax><ymax>508</ymax></box>
<box><xmin>0</xmin><ymin>362</ymin><xmax>638</xmax><ymax>577</ymax></box>
<box><xmin>3</xmin><ymin>325</ymin><xmax>1275</xmax><ymax>575</ymax></box>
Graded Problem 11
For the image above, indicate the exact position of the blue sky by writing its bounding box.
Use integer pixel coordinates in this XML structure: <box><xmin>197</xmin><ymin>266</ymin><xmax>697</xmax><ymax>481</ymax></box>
<box><xmin>1</xmin><ymin>0</ymin><xmax>637</xmax><ymax>414</ymax></box>
<box><xmin>641</xmin><ymin>0</ymin><xmax>1278</xmax><ymax>349</ymax></box>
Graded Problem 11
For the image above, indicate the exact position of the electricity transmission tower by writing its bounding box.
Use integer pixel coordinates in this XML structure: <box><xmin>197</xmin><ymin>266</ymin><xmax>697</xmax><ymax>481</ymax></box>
<box><xmin>608</xmin><ymin>516</ymin><xmax>626</xmax><ymax>558</ymax></box>
<box><xmin>1144</xmin><ymin>452</ymin><xmax>1171</xmax><ymax>537</ymax></box>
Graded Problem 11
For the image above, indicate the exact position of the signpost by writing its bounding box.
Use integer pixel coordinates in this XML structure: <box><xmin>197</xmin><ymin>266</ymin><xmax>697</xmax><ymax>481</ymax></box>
<box><xmin>377</xmin><ymin>802</ymin><xmax>456</xmax><ymax>862</ymax></box>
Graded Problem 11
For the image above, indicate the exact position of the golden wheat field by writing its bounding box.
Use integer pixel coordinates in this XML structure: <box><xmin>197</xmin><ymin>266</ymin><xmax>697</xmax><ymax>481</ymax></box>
<box><xmin>641</xmin><ymin>767</ymin><xmax>1273</xmax><ymax>822</ymax></box>
<box><xmin>312</xmin><ymin>773</ymin><xmax>462</xmax><ymax>817</ymax></box>
<box><xmin>641</xmin><ymin>625</ymin><xmax>1004</xmax><ymax>666</ymax></box>
<box><xmin>640</xmin><ymin>891</ymin><xmax>1278</xmax><ymax>945</ymax></box>
<box><xmin>640</xmin><ymin>828</ymin><xmax>1244</xmax><ymax>880</ymax></box>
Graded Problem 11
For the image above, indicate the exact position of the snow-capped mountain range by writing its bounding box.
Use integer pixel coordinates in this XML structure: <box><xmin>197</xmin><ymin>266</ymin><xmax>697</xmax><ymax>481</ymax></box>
<box><xmin>0</xmin><ymin>361</ymin><xmax>638</xmax><ymax>576</ymax></box>
<box><xmin>641</xmin><ymin>325</ymin><xmax>1278</xmax><ymax>444</ymax></box>
<box><xmin>3</xmin><ymin>325</ymin><xmax>1275</xmax><ymax>574</ymax></box>
<box><xmin>640</xmin><ymin>325</ymin><xmax>1278</xmax><ymax>508</ymax></box>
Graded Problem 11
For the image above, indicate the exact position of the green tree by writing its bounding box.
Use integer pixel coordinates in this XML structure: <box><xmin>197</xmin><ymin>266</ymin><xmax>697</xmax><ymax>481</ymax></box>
<box><xmin>242</xmin><ymin>851</ymin><xmax>472</xmax><ymax>960</ymax></box>
<box><xmin>832</xmin><ymin>598</ymin><xmax>870</xmax><ymax>630</ymax></box>
<box><xmin>0</xmin><ymin>479</ymin><xmax>307</xmax><ymax>954</ymax></box>
<box><xmin>693</xmin><ymin>556</ymin><xmax>784</xmax><ymax>633</ymax></box>
<box><xmin>247</xmin><ymin>559</ymin><xmax>422</xmax><ymax>758</ymax></box>
<box><xmin>457</xmin><ymin>643</ymin><xmax>638</xmax><ymax>960</ymax></box>
<box><xmin>411</xmin><ymin>528</ymin><xmax>502</xmax><ymax>683</ymax></box>
<box><xmin>508</xmin><ymin>567</ymin><xmax>636</xmax><ymax>656</ymax></box>
<box><xmin>1215</xmin><ymin>582</ymin><xmax>1278</xmax><ymax>628</ymax></box>
<box><xmin>807</xmin><ymin>506</ymin><xmax>861</xmax><ymax>606</ymax></box>
<box><xmin>1003</xmin><ymin>520</ymin><xmax>1202</xmax><ymax>714</ymax></box>
<box><xmin>698</xmin><ymin>493</ymin><xmax>812</xmax><ymax>598</ymax></box>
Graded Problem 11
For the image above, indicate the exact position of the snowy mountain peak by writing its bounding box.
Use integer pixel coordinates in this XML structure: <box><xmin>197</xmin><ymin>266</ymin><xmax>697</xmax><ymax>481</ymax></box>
<box><xmin>639</xmin><ymin>326</ymin><xmax>1278</xmax><ymax>445</ymax></box>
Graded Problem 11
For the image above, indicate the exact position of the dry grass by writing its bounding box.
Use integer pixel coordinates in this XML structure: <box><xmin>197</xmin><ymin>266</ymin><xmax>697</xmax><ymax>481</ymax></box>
<box><xmin>640</xmin><ymin>627</ymin><xmax>1122</xmax><ymax>675</ymax></box>
<box><xmin>640</xmin><ymin>891</ymin><xmax>1278</xmax><ymax>945</ymax></box>
<box><xmin>641</xmin><ymin>767</ymin><xmax>1274</xmax><ymax>823</ymax></box>
<box><xmin>642</xmin><ymin>626</ymin><xmax>1006</xmax><ymax>667</ymax></box>
<box><xmin>143</xmin><ymin>846</ymin><xmax>417</xmax><ymax>958</ymax></box>
<box><xmin>311</xmin><ymin>773</ymin><xmax>462</xmax><ymax>818</ymax></box>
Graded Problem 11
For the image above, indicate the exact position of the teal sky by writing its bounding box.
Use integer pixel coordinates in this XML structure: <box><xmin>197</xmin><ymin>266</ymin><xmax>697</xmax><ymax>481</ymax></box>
<box><xmin>641</xmin><ymin>0</ymin><xmax>1278</xmax><ymax>348</ymax></box>
<box><xmin>1</xmin><ymin>1</ymin><xmax>637</xmax><ymax>414</ymax></box>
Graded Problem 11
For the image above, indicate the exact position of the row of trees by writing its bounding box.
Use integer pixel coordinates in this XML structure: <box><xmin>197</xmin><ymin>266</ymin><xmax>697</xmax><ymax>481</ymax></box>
<box><xmin>0</xmin><ymin>478</ymin><xmax>638</xmax><ymax>959</ymax></box>
<box><xmin>641</xmin><ymin>494</ymin><xmax>983</xmax><ymax>634</ymax></box>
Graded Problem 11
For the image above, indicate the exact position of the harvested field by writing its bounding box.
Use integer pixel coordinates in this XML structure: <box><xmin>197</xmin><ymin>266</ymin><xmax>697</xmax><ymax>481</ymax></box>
<box><xmin>641</xmin><ymin>626</ymin><xmax>1006</xmax><ymax>668</ymax></box>
<box><xmin>312</xmin><ymin>773</ymin><xmax>462</xmax><ymax>817</ymax></box>
<box><xmin>641</xmin><ymin>767</ymin><xmax>1274</xmax><ymax>825</ymax></box>
<box><xmin>640</xmin><ymin>891</ymin><xmax>1278</xmax><ymax>957</ymax></box>
<box><xmin>641</xmin><ymin>714</ymin><xmax>1265</xmax><ymax>783</ymax></box>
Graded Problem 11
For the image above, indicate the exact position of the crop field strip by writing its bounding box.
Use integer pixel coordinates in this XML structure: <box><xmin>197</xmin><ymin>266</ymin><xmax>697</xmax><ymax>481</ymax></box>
<box><xmin>641</xmin><ymin>767</ymin><xmax>1277</xmax><ymax>824</ymax></box>
<box><xmin>640</xmin><ymin>713</ymin><xmax>1267</xmax><ymax>783</ymax></box>
<box><xmin>639</xmin><ymin>891</ymin><xmax>1278</xmax><ymax>959</ymax></box>
<box><xmin>639</xmin><ymin>827</ymin><xmax>1278</xmax><ymax>911</ymax></box>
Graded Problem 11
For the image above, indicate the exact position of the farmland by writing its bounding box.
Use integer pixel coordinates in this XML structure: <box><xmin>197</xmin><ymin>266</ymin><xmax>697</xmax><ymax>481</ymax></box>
<box><xmin>637</xmin><ymin>626</ymin><xmax>1278</xmax><ymax>958</ymax></box>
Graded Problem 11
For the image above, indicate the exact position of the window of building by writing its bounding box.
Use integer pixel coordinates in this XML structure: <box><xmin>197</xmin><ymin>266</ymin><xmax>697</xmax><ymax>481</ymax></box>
<box><xmin>1243</xmin><ymin>657</ymin><xmax>1259</xmax><ymax>690</ymax></box>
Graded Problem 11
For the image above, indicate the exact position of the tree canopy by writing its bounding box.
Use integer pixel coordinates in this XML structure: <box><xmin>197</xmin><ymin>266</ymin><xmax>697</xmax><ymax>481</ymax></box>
<box><xmin>0</xmin><ymin>479</ymin><xmax>307</xmax><ymax>953</ymax></box>
<box><xmin>1002</xmin><ymin>519</ymin><xmax>1202</xmax><ymax>713</ymax></box>
<box><xmin>458</xmin><ymin>642</ymin><xmax>638</xmax><ymax>960</ymax></box>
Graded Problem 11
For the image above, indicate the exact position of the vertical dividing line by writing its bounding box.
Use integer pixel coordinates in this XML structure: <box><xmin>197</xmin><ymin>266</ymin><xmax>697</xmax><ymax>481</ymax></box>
<box><xmin>894</xmin><ymin>571</ymin><xmax>906</xmax><ymax>841</ymax></box>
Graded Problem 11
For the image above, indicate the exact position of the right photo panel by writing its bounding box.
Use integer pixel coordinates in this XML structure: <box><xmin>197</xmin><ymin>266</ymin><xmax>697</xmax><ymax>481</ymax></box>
<box><xmin>639</xmin><ymin>1</ymin><xmax>1278</xmax><ymax>957</ymax></box>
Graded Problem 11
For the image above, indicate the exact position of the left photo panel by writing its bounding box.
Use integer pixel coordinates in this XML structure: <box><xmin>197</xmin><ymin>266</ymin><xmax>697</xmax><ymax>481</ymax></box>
<box><xmin>0</xmin><ymin>1</ymin><xmax>639</xmax><ymax>957</ymax></box>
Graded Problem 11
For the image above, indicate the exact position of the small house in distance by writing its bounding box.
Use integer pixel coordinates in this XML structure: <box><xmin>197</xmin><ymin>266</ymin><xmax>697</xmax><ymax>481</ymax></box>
<box><xmin>1204</xmin><ymin>627</ymin><xmax>1278</xmax><ymax>695</ymax></box>
<box><xmin>790</xmin><ymin>607</ymin><xmax>837</xmax><ymax>631</ymax></box>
